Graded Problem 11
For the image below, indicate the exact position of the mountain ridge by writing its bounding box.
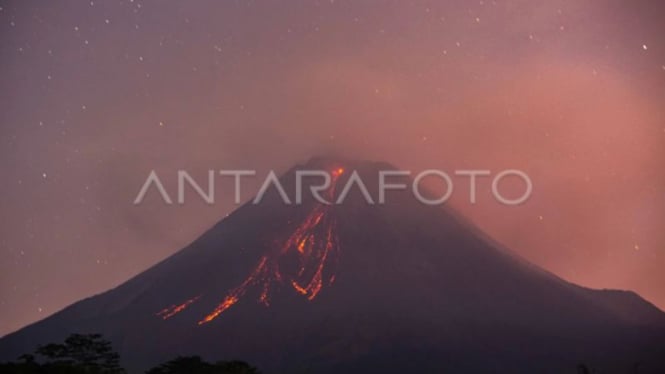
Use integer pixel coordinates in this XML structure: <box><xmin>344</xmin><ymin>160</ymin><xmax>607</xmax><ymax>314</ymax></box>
<box><xmin>2</xmin><ymin>157</ymin><xmax>664</xmax><ymax>373</ymax></box>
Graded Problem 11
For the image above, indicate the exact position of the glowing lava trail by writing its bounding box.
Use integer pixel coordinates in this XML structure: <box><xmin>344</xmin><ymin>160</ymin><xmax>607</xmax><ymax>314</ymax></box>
<box><xmin>155</xmin><ymin>295</ymin><xmax>201</xmax><ymax>320</ymax></box>
<box><xmin>155</xmin><ymin>167</ymin><xmax>345</xmax><ymax>325</ymax></box>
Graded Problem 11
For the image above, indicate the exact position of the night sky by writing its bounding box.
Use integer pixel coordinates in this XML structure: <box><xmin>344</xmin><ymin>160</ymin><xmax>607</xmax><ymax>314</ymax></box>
<box><xmin>1</xmin><ymin>0</ymin><xmax>664</xmax><ymax>337</ymax></box>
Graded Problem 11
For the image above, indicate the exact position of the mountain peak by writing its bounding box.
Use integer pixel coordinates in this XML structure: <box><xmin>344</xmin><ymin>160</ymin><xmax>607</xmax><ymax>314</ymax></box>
<box><xmin>300</xmin><ymin>155</ymin><xmax>398</xmax><ymax>173</ymax></box>
<box><xmin>1</xmin><ymin>157</ymin><xmax>665</xmax><ymax>373</ymax></box>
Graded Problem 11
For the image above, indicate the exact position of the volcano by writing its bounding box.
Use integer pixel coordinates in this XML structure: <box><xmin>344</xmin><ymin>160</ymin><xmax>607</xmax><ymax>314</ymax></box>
<box><xmin>1</xmin><ymin>157</ymin><xmax>665</xmax><ymax>373</ymax></box>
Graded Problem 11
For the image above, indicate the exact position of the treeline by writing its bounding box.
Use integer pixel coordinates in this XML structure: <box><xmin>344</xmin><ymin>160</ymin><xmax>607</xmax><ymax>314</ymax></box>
<box><xmin>0</xmin><ymin>333</ymin><xmax>259</xmax><ymax>374</ymax></box>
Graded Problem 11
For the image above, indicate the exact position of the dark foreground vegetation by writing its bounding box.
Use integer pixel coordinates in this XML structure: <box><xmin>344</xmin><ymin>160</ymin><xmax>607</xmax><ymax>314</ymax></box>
<box><xmin>1</xmin><ymin>332</ymin><xmax>619</xmax><ymax>373</ymax></box>
<box><xmin>0</xmin><ymin>333</ymin><xmax>260</xmax><ymax>374</ymax></box>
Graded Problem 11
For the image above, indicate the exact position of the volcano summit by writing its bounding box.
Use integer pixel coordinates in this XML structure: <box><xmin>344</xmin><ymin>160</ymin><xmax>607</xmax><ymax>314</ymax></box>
<box><xmin>1</xmin><ymin>157</ymin><xmax>664</xmax><ymax>373</ymax></box>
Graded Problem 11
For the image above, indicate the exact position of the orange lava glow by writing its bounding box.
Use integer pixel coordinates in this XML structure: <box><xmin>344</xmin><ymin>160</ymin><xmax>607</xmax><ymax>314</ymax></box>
<box><xmin>155</xmin><ymin>295</ymin><xmax>201</xmax><ymax>320</ymax></box>
<box><xmin>157</xmin><ymin>166</ymin><xmax>345</xmax><ymax>325</ymax></box>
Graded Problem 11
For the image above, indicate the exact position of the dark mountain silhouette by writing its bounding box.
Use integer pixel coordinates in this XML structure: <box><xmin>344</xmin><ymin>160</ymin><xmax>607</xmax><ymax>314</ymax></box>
<box><xmin>2</xmin><ymin>157</ymin><xmax>665</xmax><ymax>373</ymax></box>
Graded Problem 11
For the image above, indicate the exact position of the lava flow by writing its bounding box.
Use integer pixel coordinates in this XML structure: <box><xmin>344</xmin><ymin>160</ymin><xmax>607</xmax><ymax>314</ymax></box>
<box><xmin>156</xmin><ymin>167</ymin><xmax>345</xmax><ymax>325</ymax></box>
<box><xmin>156</xmin><ymin>295</ymin><xmax>201</xmax><ymax>320</ymax></box>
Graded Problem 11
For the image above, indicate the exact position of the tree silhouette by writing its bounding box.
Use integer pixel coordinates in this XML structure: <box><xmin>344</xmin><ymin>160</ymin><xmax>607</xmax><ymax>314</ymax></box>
<box><xmin>212</xmin><ymin>360</ymin><xmax>260</xmax><ymax>374</ymax></box>
<box><xmin>0</xmin><ymin>333</ymin><xmax>125</xmax><ymax>373</ymax></box>
<box><xmin>145</xmin><ymin>356</ymin><xmax>260</xmax><ymax>374</ymax></box>
<box><xmin>36</xmin><ymin>333</ymin><xmax>124</xmax><ymax>373</ymax></box>
<box><xmin>0</xmin><ymin>334</ymin><xmax>259</xmax><ymax>374</ymax></box>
